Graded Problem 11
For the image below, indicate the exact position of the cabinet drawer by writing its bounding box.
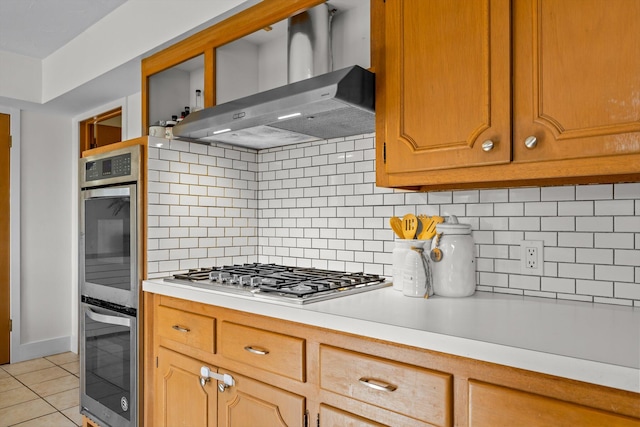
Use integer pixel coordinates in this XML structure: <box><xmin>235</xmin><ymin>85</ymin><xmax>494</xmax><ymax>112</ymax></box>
<box><xmin>156</xmin><ymin>305</ymin><xmax>215</xmax><ymax>353</ymax></box>
<box><xmin>220</xmin><ymin>321</ymin><xmax>305</xmax><ymax>382</ymax></box>
<box><xmin>320</xmin><ymin>345</ymin><xmax>452</xmax><ymax>427</ymax></box>
<box><xmin>468</xmin><ymin>380</ymin><xmax>640</xmax><ymax>426</ymax></box>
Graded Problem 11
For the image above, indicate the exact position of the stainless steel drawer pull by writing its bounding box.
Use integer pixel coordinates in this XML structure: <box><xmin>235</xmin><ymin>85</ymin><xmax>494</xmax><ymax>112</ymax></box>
<box><xmin>244</xmin><ymin>346</ymin><xmax>269</xmax><ymax>355</ymax></box>
<box><xmin>358</xmin><ymin>377</ymin><xmax>398</xmax><ymax>392</ymax></box>
<box><xmin>172</xmin><ymin>325</ymin><xmax>190</xmax><ymax>333</ymax></box>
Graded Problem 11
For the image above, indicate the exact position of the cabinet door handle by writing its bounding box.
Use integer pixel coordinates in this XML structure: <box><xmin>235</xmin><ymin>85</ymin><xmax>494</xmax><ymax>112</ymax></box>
<box><xmin>358</xmin><ymin>377</ymin><xmax>398</xmax><ymax>392</ymax></box>
<box><xmin>172</xmin><ymin>325</ymin><xmax>190</xmax><ymax>333</ymax></box>
<box><xmin>244</xmin><ymin>345</ymin><xmax>269</xmax><ymax>355</ymax></box>
<box><xmin>524</xmin><ymin>135</ymin><xmax>538</xmax><ymax>149</ymax></box>
<box><xmin>481</xmin><ymin>140</ymin><xmax>494</xmax><ymax>152</ymax></box>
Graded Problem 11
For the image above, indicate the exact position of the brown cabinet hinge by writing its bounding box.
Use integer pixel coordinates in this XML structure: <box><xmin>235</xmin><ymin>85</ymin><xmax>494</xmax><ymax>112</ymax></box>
<box><xmin>9</xmin><ymin>135</ymin><xmax>12</xmax><ymax>148</ymax></box>
<box><xmin>9</xmin><ymin>319</ymin><xmax>12</xmax><ymax>332</ymax></box>
<box><xmin>156</xmin><ymin>356</ymin><xmax>158</xmax><ymax>368</ymax></box>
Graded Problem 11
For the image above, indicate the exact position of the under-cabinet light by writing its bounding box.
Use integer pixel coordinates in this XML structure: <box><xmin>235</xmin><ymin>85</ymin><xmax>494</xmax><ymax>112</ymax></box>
<box><xmin>213</xmin><ymin>128</ymin><xmax>231</xmax><ymax>135</ymax></box>
<box><xmin>277</xmin><ymin>112</ymin><xmax>301</xmax><ymax>120</ymax></box>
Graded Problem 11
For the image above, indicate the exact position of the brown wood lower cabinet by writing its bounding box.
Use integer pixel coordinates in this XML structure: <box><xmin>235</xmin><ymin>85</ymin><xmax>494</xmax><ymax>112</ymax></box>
<box><xmin>217</xmin><ymin>370</ymin><xmax>306</xmax><ymax>427</ymax></box>
<box><xmin>144</xmin><ymin>293</ymin><xmax>640</xmax><ymax>427</ymax></box>
<box><xmin>155</xmin><ymin>346</ymin><xmax>218</xmax><ymax>427</ymax></box>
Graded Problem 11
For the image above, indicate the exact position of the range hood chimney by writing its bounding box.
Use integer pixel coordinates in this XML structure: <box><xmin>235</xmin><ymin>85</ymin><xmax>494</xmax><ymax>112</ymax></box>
<box><xmin>173</xmin><ymin>4</ymin><xmax>375</xmax><ymax>150</ymax></box>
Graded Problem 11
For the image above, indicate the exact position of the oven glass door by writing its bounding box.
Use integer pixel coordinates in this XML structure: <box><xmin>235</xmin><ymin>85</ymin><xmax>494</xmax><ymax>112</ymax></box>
<box><xmin>81</xmin><ymin>299</ymin><xmax>137</xmax><ymax>427</ymax></box>
<box><xmin>81</xmin><ymin>184</ymin><xmax>137</xmax><ymax>308</ymax></box>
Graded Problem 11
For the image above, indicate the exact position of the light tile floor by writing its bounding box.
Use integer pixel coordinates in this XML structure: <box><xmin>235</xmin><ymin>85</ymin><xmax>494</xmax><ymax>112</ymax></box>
<box><xmin>0</xmin><ymin>352</ymin><xmax>82</xmax><ymax>427</ymax></box>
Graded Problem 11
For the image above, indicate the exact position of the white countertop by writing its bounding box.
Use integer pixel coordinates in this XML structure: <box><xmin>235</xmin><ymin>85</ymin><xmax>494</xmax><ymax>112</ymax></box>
<box><xmin>143</xmin><ymin>279</ymin><xmax>640</xmax><ymax>393</ymax></box>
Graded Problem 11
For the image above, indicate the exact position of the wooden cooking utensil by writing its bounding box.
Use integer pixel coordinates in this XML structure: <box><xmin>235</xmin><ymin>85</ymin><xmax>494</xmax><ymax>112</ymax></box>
<box><xmin>423</xmin><ymin>215</ymin><xmax>444</xmax><ymax>240</ymax></box>
<box><xmin>389</xmin><ymin>217</ymin><xmax>404</xmax><ymax>239</ymax></box>
<box><xmin>401</xmin><ymin>214</ymin><xmax>418</xmax><ymax>239</ymax></box>
<box><xmin>417</xmin><ymin>215</ymin><xmax>435</xmax><ymax>240</ymax></box>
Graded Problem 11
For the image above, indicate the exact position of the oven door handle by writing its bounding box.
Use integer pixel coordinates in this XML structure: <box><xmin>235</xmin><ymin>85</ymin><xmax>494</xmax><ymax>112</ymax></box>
<box><xmin>85</xmin><ymin>307</ymin><xmax>131</xmax><ymax>327</ymax></box>
<box><xmin>82</xmin><ymin>186</ymin><xmax>131</xmax><ymax>200</ymax></box>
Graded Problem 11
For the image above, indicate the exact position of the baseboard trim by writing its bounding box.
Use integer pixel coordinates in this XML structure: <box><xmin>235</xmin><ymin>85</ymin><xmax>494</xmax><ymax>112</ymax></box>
<box><xmin>12</xmin><ymin>336</ymin><xmax>73</xmax><ymax>363</ymax></box>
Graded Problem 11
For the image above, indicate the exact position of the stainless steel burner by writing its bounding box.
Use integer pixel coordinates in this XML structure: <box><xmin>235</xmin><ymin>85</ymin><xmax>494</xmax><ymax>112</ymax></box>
<box><xmin>166</xmin><ymin>263</ymin><xmax>390</xmax><ymax>304</ymax></box>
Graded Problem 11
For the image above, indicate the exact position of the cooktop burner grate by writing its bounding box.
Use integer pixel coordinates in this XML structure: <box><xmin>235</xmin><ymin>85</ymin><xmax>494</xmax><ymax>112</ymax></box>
<box><xmin>167</xmin><ymin>263</ymin><xmax>390</xmax><ymax>304</ymax></box>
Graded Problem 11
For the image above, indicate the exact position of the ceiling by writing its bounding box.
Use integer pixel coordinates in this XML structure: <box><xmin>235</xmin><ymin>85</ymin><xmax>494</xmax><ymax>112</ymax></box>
<box><xmin>0</xmin><ymin>0</ymin><xmax>250</xmax><ymax>116</ymax></box>
<box><xmin>0</xmin><ymin>0</ymin><xmax>363</xmax><ymax>116</ymax></box>
<box><xmin>0</xmin><ymin>0</ymin><xmax>128</xmax><ymax>59</ymax></box>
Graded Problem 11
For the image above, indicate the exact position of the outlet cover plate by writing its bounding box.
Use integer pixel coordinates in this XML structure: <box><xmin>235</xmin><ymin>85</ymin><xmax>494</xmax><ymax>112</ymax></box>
<box><xmin>520</xmin><ymin>240</ymin><xmax>544</xmax><ymax>276</ymax></box>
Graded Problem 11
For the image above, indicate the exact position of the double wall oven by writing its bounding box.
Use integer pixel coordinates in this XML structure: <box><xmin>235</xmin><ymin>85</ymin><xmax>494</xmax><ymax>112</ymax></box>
<box><xmin>79</xmin><ymin>145</ymin><xmax>142</xmax><ymax>427</ymax></box>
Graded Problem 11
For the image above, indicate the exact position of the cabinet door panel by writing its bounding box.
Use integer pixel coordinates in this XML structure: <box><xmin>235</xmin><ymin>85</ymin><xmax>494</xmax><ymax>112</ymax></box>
<box><xmin>155</xmin><ymin>347</ymin><xmax>217</xmax><ymax>427</ymax></box>
<box><xmin>513</xmin><ymin>0</ymin><xmax>640</xmax><ymax>163</ymax></box>
<box><xmin>217</xmin><ymin>370</ymin><xmax>305</xmax><ymax>427</ymax></box>
<box><xmin>383</xmin><ymin>0</ymin><xmax>511</xmax><ymax>174</ymax></box>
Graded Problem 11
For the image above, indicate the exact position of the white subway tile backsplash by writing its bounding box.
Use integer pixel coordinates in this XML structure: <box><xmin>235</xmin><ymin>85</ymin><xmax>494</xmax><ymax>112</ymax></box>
<box><xmin>508</xmin><ymin>217</ymin><xmax>540</xmax><ymax>231</ymax></box>
<box><xmin>576</xmin><ymin>217</ymin><xmax>613</xmax><ymax>232</ymax></box>
<box><xmin>595</xmin><ymin>265</ymin><xmax>635</xmax><ymax>282</ymax></box>
<box><xmin>558</xmin><ymin>263</ymin><xmax>593</xmax><ymax>280</ymax></box>
<box><xmin>509</xmin><ymin>187</ymin><xmax>540</xmax><ymax>202</ymax></box>
<box><xmin>542</xmin><ymin>277</ymin><xmax>575</xmax><ymax>293</ymax></box>
<box><xmin>614</xmin><ymin>216</ymin><xmax>640</xmax><ymax>232</ymax></box>
<box><xmin>595</xmin><ymin>200</ymin><xmax>635</xmax><ymax>216</ymax></box>
<box><xmin>576</xmin><ymin>279</ymin><xmax>613</xmax><ymax>297</ymax></box>
<box><xmin>540</xmin><ymin>216</ymin><xmax>574</xmax><ymax>232</ymax></box>
<box><xmin>541</xmin><ymin>185</ymin><xmax>575</xmax><ymax>201</ymax></box>
<box><xmin>576</xmin><ymin>184</ymin><xmax>612</xmax><ymax>200</ymax></box>
<box><xmin>524</xmin><ymin>202</ymin><xmax>557</xmax><ymax>216</ymax></box>
<box><xmin>558</xmin><ymin>201</ymin><xmax>594</xmax><ymax>216</ymax></box>
<box><xmin>615</xmin><ymin>249</ymin><xmax>640</xmax><ymax>266</ymax></box>
<box><xmin>576</xmin><ymin>248</ymin><xmax>612</xmax><ymax>265</ymax></box>
<box><xmin>558</xmin><ymin>232</ymin><xmax>593</xmax><ymax>248</ymax></box>
<box><xmin>147</xmin><ymin>136</ymin><xmax>639</xmax><ymax>305</ymax></box>
<box><xmin>595</xmin><ymin>232</ymin><xmax>635</xmax><ymax>249</ymax></box>
<box><xmin>614</xmin><ymin>282</ymin><xmax>640</xmax><ymax>299</ymax></box>
<box><xmin>509</xmin><ymin>274</ymin><xmax>540</xmax><ymax>290</ymax></box>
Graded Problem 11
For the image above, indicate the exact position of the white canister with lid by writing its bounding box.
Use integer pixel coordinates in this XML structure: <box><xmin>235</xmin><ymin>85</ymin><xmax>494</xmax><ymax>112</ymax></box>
<box><xmin>430</xmin><ymin>215</ymin><xmax>476</xmax><ymax>297</ymax></box>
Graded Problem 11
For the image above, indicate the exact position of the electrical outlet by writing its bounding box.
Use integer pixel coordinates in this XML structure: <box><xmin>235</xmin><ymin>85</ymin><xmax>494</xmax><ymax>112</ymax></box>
<box><xmin>520</xmin><ymin>240</ymin><xmax>543</xmax><ymax>276</ymax></box>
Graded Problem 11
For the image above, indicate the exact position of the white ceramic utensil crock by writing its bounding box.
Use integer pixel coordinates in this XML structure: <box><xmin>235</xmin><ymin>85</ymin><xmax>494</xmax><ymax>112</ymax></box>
<box><xmin>392</xmin><ymin>239</ymin><xmax>414</xmax><ymax>291</ymax></box>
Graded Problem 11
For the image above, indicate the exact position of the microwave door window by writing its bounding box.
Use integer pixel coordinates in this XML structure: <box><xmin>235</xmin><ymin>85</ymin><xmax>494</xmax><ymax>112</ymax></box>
<box><xmin>84</xmin><ymin>196</ymin><xmax>132</xmax><ymax>291</ymax></box>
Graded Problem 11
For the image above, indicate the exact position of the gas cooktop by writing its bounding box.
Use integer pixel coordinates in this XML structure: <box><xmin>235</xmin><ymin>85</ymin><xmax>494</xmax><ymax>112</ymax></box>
<box><xmin>165</xmin><ymin>263</ymin><xmax>390</xmax><ymax>304</ymax></box>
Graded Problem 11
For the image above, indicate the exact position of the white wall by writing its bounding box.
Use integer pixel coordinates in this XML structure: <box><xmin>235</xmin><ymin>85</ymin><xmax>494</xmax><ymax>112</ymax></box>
<box><xmin>18</xmin><ymin>110</ymin><xmax>74</xmax><ymax>360</ymax></box>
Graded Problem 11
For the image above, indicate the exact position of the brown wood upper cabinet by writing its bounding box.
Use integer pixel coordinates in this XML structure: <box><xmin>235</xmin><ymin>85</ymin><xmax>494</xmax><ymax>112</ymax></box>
<box><xmin>374</xmin><ymin>0</ymin><xmax>640</xmax><ymax>190</ymax></box>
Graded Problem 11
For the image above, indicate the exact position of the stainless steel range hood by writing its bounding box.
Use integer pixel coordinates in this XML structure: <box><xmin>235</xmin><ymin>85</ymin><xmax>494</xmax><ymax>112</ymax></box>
<box><xmin>172</xmin><ymin>65</ymin><xmax>374</xmax><ymax>149</ymax></box>
<box><xmin>173</xmin><ymin>3</ymin><xmax>375</xmax><ymax>150</ymax></box>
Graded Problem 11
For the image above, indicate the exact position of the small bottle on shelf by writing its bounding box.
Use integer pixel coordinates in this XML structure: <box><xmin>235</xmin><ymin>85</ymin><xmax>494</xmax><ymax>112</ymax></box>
<box><xmin>193</xmin><ymin>89</ymin><xmax>203</xmax><ymax>112</ymax></box>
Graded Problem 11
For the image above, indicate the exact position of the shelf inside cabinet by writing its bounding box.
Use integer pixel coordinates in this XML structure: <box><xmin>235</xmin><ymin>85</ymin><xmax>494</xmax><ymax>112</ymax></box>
<box><xmin>148</xmin><ymin>55</ymin><xmax>204</xmax><ymax>128</ymax></box>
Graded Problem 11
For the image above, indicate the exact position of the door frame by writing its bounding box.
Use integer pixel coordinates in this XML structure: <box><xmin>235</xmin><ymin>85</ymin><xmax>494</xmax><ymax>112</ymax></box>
<box><xmin>0</xmin><ymin>107</ymin><xmax>21</xmax><ymax>363</ymax></box>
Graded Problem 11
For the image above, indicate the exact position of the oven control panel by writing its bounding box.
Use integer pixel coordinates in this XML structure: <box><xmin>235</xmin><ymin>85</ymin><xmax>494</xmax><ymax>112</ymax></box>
<box><xmin>85</xmin><ymin>152</ymin><xmax>132</xmax><ymax>182</ymax></box>
<box><xmin>80</xmin><ymin>145</ymin><xmax>140</xmax><ymax>188</ymax></box>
